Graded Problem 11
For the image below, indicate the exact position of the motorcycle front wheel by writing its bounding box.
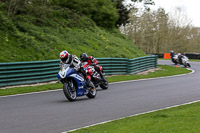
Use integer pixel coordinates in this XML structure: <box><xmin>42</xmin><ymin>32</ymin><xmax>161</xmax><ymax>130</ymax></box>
<box><xmin>63</xmin><ymin>80</ymin><xmax>77</xmax><ymax>101</ymax></box>
<box><xmin>187</xmin><ymin>63</ymin><xmax>191</xmax><ymax>68</ymax></box>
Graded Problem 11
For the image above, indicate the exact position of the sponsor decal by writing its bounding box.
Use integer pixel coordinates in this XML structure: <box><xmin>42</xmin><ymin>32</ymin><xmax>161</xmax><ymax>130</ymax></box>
<box><xmin>71</xmin><ymin>74</ymin><xmax>84</xmax><ymax>81</ymax></box>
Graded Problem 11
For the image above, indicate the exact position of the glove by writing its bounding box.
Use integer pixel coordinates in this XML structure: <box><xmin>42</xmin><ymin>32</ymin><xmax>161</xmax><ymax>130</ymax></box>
<box><xmin>74</xmin><ymin>67</ymin><xmax>79</xmax><ymax>72</ymax></box>
<box><xmin>90</xmin><ymin>63</ymin><xmax>96</xmax><ymax>66</ymax></box>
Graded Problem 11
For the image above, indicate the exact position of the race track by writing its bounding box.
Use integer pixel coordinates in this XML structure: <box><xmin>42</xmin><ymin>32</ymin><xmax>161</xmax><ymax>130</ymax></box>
<box><xmin>0</xmin><ymin>60</ymin><xmax>200</xmax><ymax>133</ymax></box>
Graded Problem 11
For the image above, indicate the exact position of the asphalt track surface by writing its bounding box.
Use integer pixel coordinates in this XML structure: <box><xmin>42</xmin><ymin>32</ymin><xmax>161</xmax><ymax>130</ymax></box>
<box><xmin>0</xmin><ymin>60</ymin><xmax>200</xmax><ymax>133</ymax></box>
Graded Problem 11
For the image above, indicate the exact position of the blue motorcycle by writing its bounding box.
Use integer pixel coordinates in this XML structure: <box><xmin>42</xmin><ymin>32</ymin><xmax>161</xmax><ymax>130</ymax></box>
<box><xmin>57</xmin><ymin>64</ymin><xmax>97</xmax><ymax>101</ymax></box>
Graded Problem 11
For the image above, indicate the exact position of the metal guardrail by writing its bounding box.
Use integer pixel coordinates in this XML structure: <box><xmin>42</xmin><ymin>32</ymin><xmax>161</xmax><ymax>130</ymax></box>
<box><xmin>97</xmin><ymin>58</ymin><xmax>128</xmax><ymax>75</ymax></box>
<box><xmin>0</xmin><ymin>60</ymin><xmax>60</xmax><ymax>87</ymax></box>
<box><xmin>127</xmin><ymin>56</ymin><xmax>157</xmax><ymax>74</ymax></box>
<box><xmin>0</xmin><ymin>56</ymin><xmax>157</xmax><ymax>87</ymax></box>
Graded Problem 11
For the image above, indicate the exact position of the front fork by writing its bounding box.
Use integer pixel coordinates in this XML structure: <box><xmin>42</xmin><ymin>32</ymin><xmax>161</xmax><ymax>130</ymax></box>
<box><xmin>62</xmin><ymin>78</ymin><xmax>76</xmax><ymax>92</ymax></box>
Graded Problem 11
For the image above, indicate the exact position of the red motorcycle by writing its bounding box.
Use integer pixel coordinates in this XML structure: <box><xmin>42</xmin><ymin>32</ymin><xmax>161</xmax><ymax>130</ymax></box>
<box><xmin>83</xmin><ymin>63</ymin><xmax>108</xmax><ymax>90</ymax></box>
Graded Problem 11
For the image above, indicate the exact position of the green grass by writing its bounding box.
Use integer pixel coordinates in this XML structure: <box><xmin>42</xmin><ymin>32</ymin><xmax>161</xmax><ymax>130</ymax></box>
<box><xmin>69</xmin><ymin>102</ymin><xmax>200</xmax><ymax>133</ymax></box>
<box><xmin>189</xmin><ymin>59</ymin><xmax>200</xmax><ymax>62</ymax></box>
<box><xmin>0</xmin><ymin>65</ymin><xmax>191</xmax><ymax>96</ymax></box>
<box><xmin>0</xmin><ymin>83</ymin><xmax>62</xmax><ymax>96</ymax></box>
<box><xmin>158</xmin><ymin>58</ymin><xmax>170</xmax><ymax>60</ymax></box>
<box><xmin>107</xmin><ymin>65</ymin><xmax>191</xmax><ymax>83</ymax></box>
<box><xmin>0</xmin><ymin>5</ymin><xmax>145</xmax><ymax>62</ymax></box>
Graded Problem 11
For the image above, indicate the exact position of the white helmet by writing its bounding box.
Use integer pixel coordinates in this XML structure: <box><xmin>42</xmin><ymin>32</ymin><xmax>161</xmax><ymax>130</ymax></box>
<box><xmin>60</xmin><ymin>50</ymin><xmax>70</xmax><ymax>63</ymax></box>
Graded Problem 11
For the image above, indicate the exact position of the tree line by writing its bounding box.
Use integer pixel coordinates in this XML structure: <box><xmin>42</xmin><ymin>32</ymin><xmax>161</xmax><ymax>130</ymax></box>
<box><xmin>121</xmin><ymin>7</ymin><xmax>200</xmax><ymax>54</ymax></box>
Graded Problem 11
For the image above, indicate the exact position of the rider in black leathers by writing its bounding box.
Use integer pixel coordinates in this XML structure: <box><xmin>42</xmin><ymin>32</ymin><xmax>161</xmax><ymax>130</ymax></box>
<box><xmin>177</xmin><ymin>53</ymin><xmax>183</xmax><ymax>64</ymax></box>
<box><xmin>80</xmin><ymin>53</ymin><xmax>106</xmax><ymax>81</ymax></box>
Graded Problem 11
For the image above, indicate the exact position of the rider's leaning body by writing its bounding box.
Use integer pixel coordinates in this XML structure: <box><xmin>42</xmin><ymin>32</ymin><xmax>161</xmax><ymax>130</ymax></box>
<box><xmin>80</xmin><ymin>53</ymin><xmax>106</xmax><ymax>81</ymax></box>
<box><xmin>59</xmin><ymin>50</ymin><xmax>94</xmax><ymax>88</ymax></box>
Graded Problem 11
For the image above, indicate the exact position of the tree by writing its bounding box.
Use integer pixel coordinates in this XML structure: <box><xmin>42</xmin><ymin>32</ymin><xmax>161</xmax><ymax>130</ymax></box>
<box><xmin>113</xmin><ymin>0</ymin><xmax>154</xmax><ymax>27</ymax></box>
<box><xmin>122</xmin><ymin>6</ymin><xmax>200</xmax><ymax>54</ymax></box>
<box><xmin>123</xmin><ymin>8</ymin><xmax>170</xmax><ymax>53</ymax></box>
<box><xmin>7</xmin><ymin>0</ymin><xmax>27</xmax><ymax>17</ymax></box>
<box><xmin>56</xmin><ymin>0</ymin><xmax>119</xmax><ymax>28</ymax></box>
<box><xmin>7</xmin><ymin>0</ymin><xmax>51</xmax><ymax>17</ymax></box>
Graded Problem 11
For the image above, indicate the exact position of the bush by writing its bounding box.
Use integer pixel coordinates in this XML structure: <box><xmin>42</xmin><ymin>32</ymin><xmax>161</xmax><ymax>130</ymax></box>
<box><xmin>55</xmin><ymin>0</ymin><xmax>119</xmax><ymax>28</ymax></box>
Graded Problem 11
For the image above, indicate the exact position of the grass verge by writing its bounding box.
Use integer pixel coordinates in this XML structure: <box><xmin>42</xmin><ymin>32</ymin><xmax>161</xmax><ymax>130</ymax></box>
<box><xmin>107</xmin><ymin>65</ymin><xmax>191</xmax><ymax>83</ymax></box>
<box><xmin>189</xmin><ymin>59</ymin><xmax>200</xmax><ymax>62</ymax></box>
<box><xmin>69</xmin><ymin>101</ymin><xmax>200</xmax><ymax>133</ymax></box>
<box><xmin>0</xmin><ymin>65</ymin><xmax>192</xmax><ymax>96</ymax></box>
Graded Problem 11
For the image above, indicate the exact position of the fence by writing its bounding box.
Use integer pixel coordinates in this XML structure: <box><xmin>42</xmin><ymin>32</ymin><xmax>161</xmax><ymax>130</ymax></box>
<box><xmin>184</xmin><ymin>53</ymin><xmax>200</xmax><ymax>59</ymax></box>
<box><xmin>149</xmin><ymin>53</ymin><xmax>200</xmax><ymax>59</ymax></box>
<box><xmin>0</xmin><ymin>55</ymin><xmax>157</xmax><ymax>87</ymax></box>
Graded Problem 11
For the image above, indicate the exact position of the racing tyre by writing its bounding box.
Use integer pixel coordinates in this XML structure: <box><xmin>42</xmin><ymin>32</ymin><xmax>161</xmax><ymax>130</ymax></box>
<box><xmin>87</xmin><ymin>86</ymin><xmax>97</xmax><ymax>99</ymax></box>
<box><xmin>187</xmin><ymin>63</ymin><xmax>191</xmax><ymax>68</ymax></box>
<box><xmin>184</xmin><ymin>63</ymin><xmax>187</xmax><ymax>67</ymax></box>
<box><xmin>100</xmin><ymin>81</ymin><xmax>109</xmax><ymax>90</ymax></box>
<box><xmin>63</xmin><ymin>80</ymin><xmax>77</xmax><ymax>101</ymax></box>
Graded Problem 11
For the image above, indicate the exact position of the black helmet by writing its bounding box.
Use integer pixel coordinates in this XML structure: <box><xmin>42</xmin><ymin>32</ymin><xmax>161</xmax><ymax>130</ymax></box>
<box><xmin>80</xmin><ymin>53</ymin><xmax>88</xmax><ymax>61</ymax></box>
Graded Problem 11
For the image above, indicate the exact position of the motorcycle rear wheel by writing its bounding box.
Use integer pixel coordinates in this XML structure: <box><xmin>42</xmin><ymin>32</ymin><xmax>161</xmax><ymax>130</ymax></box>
<box><xmin>87</xmin><ymin>87</ymin><xmax>97</xmax><ymax>98</ymax></box>
<box><xmin>63</xmin><ymin>80</ymin><xmax>77</xmax><ymax>101</ymax></box>
<box><xmin>100</xmin><ymin>81</ymin><xmax>109</xmax><ymax>90</ymax></box>
<box><xmin>99</xmin><ymin>75</ymin><xmax>108</xmax><ymax>90</ymax></box>
<box><xmin>184</xmin><ymin>63</ymin><xmax>187</xmax><ymax>67</ymax></box>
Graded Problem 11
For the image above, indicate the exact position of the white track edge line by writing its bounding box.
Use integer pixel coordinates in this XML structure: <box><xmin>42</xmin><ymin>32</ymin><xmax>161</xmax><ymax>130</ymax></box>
<box><xmin>64</xmin><ymin>98</ymin><xmax>200</xmax><ymax>133</ymax></box>
<box><xmin>0</xmin><ymin>89</ymin><xmax>62</xmax><ymax>98</ymax></box>
<box><xmin>0</xmin><ymin>68</ymin><xmax>195</xmax><ymax>98</ymax></box>
<box><xmin>109</xmin><ymin>68</ymin><xmax>194</xmax><ymax>85</ymax></box>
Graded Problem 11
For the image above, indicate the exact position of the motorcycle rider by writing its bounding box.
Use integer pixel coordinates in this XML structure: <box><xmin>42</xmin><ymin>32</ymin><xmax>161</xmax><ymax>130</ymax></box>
<box><xmin>170</xmin><ymin>50</ymin><xmax>175</xmax><ymax>63</ymax></box>
<box><xmin>178</xmin><ymin>53</ymin><xmax>183</xmax><ymax>64</ymax></box>
<box><xmin>80</xmin><ymin>53</ymin><xmax>106</xmax><ymax>81</ymax></box>
<box><xmin>60</xmin><ymin>50</ymin><xmax>95</xmax><ymax>88</ymax></box>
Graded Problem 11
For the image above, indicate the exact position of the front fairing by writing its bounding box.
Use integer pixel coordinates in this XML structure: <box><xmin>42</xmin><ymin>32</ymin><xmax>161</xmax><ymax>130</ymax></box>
<box><xmin>57</xmin><ymin>64</ymin><xmax>75</xmax><ymax>79</ymax></box>
<box><xmin>57</xmin><ymin>64</ymin><xmax>89</xmax><ymax>96</ymax></box>
<box><xmin>182</xmin><ymin>56</ymin><xmax>189</xmax><ymax>63</ymax></box>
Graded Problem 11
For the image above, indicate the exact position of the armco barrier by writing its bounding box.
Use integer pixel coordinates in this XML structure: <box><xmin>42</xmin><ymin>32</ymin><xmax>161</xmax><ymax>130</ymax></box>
<box><xmin>97</xmin><ymin>58</ymin><xmax>128</xmax><ymax>75</ymax></box>
<box><xmin>0</xmin><ymin>56</ymin><xmax>157</xmax><ymax>87</ymax></box>
<box><xmin>0</xmin><ymin>60</ymin><xmax>60</xmax><ymax>87</ymax></box>
<box><xmin>127</xmin><ymin>56</ymin><xmax>157</xmax><ymax>74</ymax></box>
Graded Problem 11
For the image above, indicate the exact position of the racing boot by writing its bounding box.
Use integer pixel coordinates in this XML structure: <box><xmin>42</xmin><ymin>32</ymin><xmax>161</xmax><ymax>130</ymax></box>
<box><xmin>99</xmin><ymin>72</ymin><xmax>106</xmax><ymax>82</ymax></box>
<box><xmin>86</xmin><ymin>78</ymin><xmax>95</xmax><ymax>89</ymax></box>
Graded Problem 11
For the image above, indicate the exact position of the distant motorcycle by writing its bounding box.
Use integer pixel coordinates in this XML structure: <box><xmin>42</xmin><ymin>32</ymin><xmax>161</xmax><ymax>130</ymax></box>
<box><xmin>171</xmin><ymin>54</ymin><xmax>179</xmax><ymax>64</ymax></box>
<box><xmin>171</xmin><ymin>55</ymin><xmax>191</xmax><ymax>67</ymax></box>
<box><xmin>181</xmin><ymin>55</ymin><xmax>191</xmax><ymax>67</ymax></box>
<box><xmin>83</xmin><ymin>63</ymin><xmax>109</xmax><ymax>90</ymax></box>
<box><xmin>57</xmin><ymin>64</ymin><xmax>96</xmax><ymax>101</ymax></box>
